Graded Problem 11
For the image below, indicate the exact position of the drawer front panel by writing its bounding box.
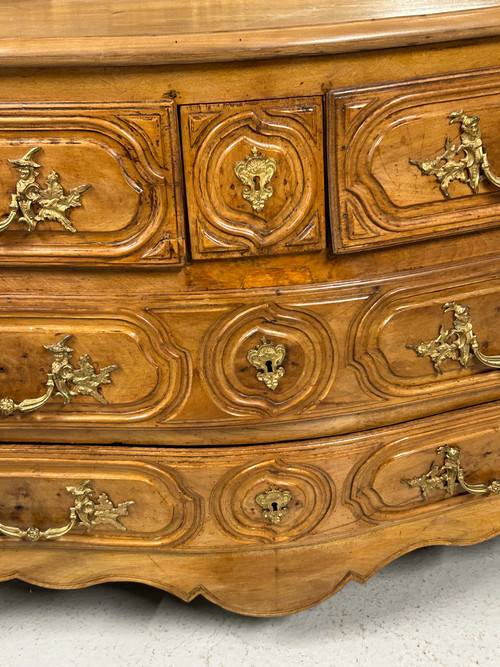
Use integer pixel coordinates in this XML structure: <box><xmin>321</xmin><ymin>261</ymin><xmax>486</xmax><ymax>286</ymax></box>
<box><xmin>180</xmin><ymin>97</ymin><xmax>325</xmax><ymax>259</ymax></box>
<box><xmin>1</xmin><ymin>268</ymin><xmax>499</xmax><ymax>444</ymax></box>
<box><xmin>1</xmin><ymin>401</ymin><xmax>500</xmax><ymax>551</ymax></box>
<box><xmin>349</xmin><ymin>413</ymin><xmax>500</xmax><ymax>524</ymax></box>
<box><xmin>328</xmin><ymin>69</ymin><xmax>500</xmax><ymax>253</ymax></box>
<box><xmin>0</xmin><ymin>102</ymin><xmax>184</xmax><ymax>265</ymax></box>
<box><xmin>353</xmin><ymin>276</ymin><xmax>500</xmax><ymax>398</ymax></box>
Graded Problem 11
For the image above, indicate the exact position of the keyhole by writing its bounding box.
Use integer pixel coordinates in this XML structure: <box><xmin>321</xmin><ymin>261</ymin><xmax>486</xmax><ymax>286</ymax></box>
<box><xmin>253</xmin><ymin>175</ymin><xmax>261</xmax><ymax>191</ymax></box>
<box><xmin>265</xmin><ymin>360</ymin><xmax>273</xmax><ymax>373</ymax></box>
<box><xmin>271</xmin><ymin>502</ymin><xmax>278</xmax><ymax>512</ymax></box>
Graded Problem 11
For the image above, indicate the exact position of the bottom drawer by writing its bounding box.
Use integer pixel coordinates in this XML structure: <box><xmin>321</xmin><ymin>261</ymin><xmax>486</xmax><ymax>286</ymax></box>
<box><xmin>0</xmin><ymin>400</ymin><xmax>500</xmax><ymax>616</ymax></box>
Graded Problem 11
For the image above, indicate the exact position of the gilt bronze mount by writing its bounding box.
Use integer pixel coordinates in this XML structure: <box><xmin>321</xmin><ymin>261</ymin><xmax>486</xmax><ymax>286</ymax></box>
<box><xmin>410</xmin><ymin>110</ymin><xmax>500</xmax><ymax>198</ymax></box>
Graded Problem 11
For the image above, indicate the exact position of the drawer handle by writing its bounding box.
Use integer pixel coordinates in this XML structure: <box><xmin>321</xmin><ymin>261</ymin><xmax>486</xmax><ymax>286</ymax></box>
<box><xmin>247</xmin><ymin>336</ymin><xmax>286</xmax><ymax>390</ymax></box>
<box><xmin>410</xmin><ymin>110</ymin><xmax>500</xmax><ymax>198</ymax></box>
<box><xmin>234</xmin><ymin>146</ymin><xmax>277</xmax><ymax>213</ymax></box>
<box><xmin>0</xmin><ymin>147</ymin><xmax>90</xmax><ymax>234</ymax></box>
<box><xmin>407</xmin><ymin>301</ymin><xmax>500</xmax><ymax>374</ymax></box>
<box><xmin>403</xmin><ymin>445</ymin><xmax>500</xmax><ymax>500</ymax></box>
<box><xmin>0</xmin><ymin>479</ymin><xmax>134</xmax><ymax>541</ymax></box>
<box><xmin>0</xmin><ymin>334</ymin><xmax>118</xmax><ymax>417</ymax></box>
<box><xmin>255</xmin><ymin>485</ymin><xmax>292</xmax><ymax>524</ymax></box>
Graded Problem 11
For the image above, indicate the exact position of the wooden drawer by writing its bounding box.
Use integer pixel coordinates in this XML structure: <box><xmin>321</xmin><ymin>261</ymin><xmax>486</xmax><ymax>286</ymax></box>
<box><xmin>180</xmin><ymin>97</ymin><xmax>325</xmax><ymax>259</ymax></box>
<box><xmin>1</xmin><ymin>401</ymin><xmax>500</xmax><ymax>615</ymax></box>
<box><xmin>0</xmin><ymin>102</ymin><xmax>185</xmax><ymax>266</ymax></box>
<box><xmin>328</xmin><ymin>68</ymin><xmax>500</xmax><ymax>253</ymax></box>
<box><xmin>1</xmin><ymin>264</ymin><xmax>500</xmax><ymax>445</ymax></box>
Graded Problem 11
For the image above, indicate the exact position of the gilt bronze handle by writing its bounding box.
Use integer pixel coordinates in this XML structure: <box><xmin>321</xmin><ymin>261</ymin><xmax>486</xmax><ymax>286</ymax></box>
<box><xmin>0</xmin><ymin>334</ymin><xmax>118</xmax><ymax>417</ymax></box>
<box><xmin>0</xmin><ymin>146</ymin><xmax>89</xmax><ymax>234</ymax></box>
<box><xmin>403</xmin><ymin>445</ymin><xmax>500</xmax><ymax>500</ymax></box>
<box><xmin>0</xmin><ymin>479</ymin><xmax>134</xmax><ymax>542</ymax></box>
<box><xmin>407</xmin><ymin>301</ymin><xmax>500</xmax><ymax>374</ymax></box>
<box><xmin>410</xmin><ymin>110</ymin><xmax>500</xmax><ymax>198</ymax></box>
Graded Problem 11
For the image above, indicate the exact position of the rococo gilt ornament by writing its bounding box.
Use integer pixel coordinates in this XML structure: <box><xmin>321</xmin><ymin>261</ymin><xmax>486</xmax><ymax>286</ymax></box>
<box><xmin>403</xmin><ymin>445</ymin><xmax>500</xmax><ymax>500</ymax></box>
<box><xmin>0</xmin><ymin>479</ymin><xmax>134</xmax><ymax>541</ymax></box>
<box><xmin>0</xmin><ymin>146</ymin><xmax>90</xmax><ymax>233</ymax></box>
<box><xmin>410</xmin><ymin>110</ymin><xmax>500</xmax><ymax>198</ymax></box>
<box><xmin>247</xmin><ymin>335</ymin><xmax>286</xmax><ymax>390</ymax></box>
<box><xmin>0</xmin><ymin>334</ymin><xmax>118</xmax><ymax>416</ymax></box>
<box><xmin>234</xmin><ymin>146</ymin><xmax>277</xmax><ymax>213</ymax></box>
<box><xmin>255</xmin><ymin>484</ymin><xmax>292</xmax><ymax>524</ymax></box>
<box><xmin>407</xmin><ymin>301</ymin><xmax>500</xmax><ymax>374</ymax></box>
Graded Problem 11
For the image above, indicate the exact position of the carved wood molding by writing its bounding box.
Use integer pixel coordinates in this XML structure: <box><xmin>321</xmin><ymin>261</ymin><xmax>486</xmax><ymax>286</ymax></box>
<box><xmin>181</xmin><ymin>98</ymin><xmax>325</xmax><ymax>258</ymax></box>
<box><xmin>328</xmin><ymin>69</ymin><xmax>500</xmax><ymax>253</ymax></box>
<box><xmin>0</xmin><ymin>101</ymin><xmax>185</xmax><ymax>266</ymax></box>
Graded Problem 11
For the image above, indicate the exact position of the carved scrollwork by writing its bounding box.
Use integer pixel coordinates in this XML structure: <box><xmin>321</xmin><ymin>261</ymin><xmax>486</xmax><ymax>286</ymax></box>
<box><xmin>199</xmin><ymin>302</ymin><xmax>336</xmax><ymax>417</ymax></box>
<box><xmin>181</xmin><ymin>99</ymin><xmax>325</xmax><ymax>258</ymax></box>
<box><xmin>210</xmin><ymin>459</ymin><xmax>335</xmax><ymax>544</ymax></box>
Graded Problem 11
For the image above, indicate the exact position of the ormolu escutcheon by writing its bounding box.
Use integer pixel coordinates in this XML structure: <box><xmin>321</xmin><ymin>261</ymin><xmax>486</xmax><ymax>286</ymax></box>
<box><xmin>255</xmin><ymin>485</ymin><xmax>292</xmax><ymax>524</ymax></box>
<box><xmin>246</xmin><ymin>336</ymin><xmax>286</xmax><ymax>390</ymax></box>
<box><xmin>233</xmin><ymin>146</ymin><xmax>277</xmax><ymax>213</ymax></box>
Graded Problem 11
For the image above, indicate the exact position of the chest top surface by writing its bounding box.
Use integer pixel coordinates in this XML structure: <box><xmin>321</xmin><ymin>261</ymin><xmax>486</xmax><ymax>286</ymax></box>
<box><xmin>0</xmin><ymin>0</ymin><xmax>499</xmax><ymax>67</ymax></box>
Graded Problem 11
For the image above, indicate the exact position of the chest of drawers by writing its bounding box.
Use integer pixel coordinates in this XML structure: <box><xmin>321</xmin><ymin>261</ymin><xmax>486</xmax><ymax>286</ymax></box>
<box><xmin>1</xmin><ymin>0</ymin><xmax>500</xmax><ymax>616</ymax></box>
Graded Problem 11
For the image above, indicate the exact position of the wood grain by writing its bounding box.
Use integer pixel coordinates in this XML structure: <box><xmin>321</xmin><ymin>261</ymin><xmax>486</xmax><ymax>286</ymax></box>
<box><xmin>0</xmin><ymin>262</ymin><xmax>499</xmax><ymax>445</ymax></box>
<box><xmin>0</xmin><ymin>1</ymin><xmax>498</xmax><ymax>66</ymax></box>
<box><xmin>1</xmin><ymin>5</ymin><xmax>500</xmax><ymax>617</ymax></box>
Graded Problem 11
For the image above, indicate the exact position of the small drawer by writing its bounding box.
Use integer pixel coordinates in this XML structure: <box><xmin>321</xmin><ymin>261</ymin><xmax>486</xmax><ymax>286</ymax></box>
<box><xmin>0</xmin><ymin>101</ymin><xmax>185</xmax><ymax>266</ymax></box>
<box><xmin>180</xmin><ymin>97</ymin><xmax>326</xmax><ymax>259</ymax></box>
<box><xmin>328</xmin><ymin>68</ymin><xmax>500</xmax><ymax>253</ymax></box>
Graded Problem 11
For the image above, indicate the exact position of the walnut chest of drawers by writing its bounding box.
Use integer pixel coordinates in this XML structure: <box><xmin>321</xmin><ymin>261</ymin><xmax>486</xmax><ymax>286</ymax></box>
<box><xmin>0</xmin><ymin>0</ymin><xmax>500</xmax><ymax>617</ymax></box>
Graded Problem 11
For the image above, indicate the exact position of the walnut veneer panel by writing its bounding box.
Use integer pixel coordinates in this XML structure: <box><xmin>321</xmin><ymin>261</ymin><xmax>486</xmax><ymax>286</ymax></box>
<box><xmin>181</xmin><ymin>97</ymin><xmax>325</xmax><ymax>258</ymax></box>
<box><xmin>1</xmin><ymin>401</ymin><xmax>500</xmax><ymax>615</ymax></box>
<box><xmin>328</xmin><ymin>68</ymin><xmax>500</xmax><ymax>252</ymax></box>
<box><xmin>0</xmin><ymin>102</ymin><xmax>185</xmax><ymax>266</ymax></box>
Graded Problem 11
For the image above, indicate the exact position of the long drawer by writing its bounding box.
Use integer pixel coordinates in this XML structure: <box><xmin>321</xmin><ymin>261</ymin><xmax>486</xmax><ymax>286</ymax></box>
<box><xmin>0</xmin><ymin>263</ymin><xmax>499</xmax><ymax>445</ymax></box>
<box><xmin>0</xmin><ymin>400</ymin><xmax>499</xmax><ymax>615</ymax></box>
